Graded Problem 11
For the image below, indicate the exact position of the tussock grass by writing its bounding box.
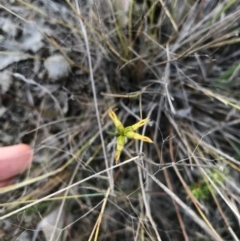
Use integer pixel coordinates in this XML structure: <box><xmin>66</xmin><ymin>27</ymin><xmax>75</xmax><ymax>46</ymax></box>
<box><xmin>0</xmin><ymin>0</ymin><xmax>240</xmax><ymax>240</ymax></box>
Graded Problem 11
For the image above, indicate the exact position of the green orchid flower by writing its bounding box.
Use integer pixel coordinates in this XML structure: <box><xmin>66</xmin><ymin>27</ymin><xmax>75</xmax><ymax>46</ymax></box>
<box><xmin>108</xmin><ymin>108</ymin><xmax>153</xmax><ymax>163</ymax></box>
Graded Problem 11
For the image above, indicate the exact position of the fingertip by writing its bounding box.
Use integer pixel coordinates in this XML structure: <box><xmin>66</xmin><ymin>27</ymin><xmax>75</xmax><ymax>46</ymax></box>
<box><xmin>0</xmin><ymin>178</ymin><xmax>13</xmax><ymax>188</ymax></box>
<box><xmin>0</xmin><ymin>144</ymin><xmax>33</xmax><ymax>181</ymax></box>
<box><xmin>15</xmin><ymin>144</ymin><xmax>33</xmax><ymax>164</ymax></box>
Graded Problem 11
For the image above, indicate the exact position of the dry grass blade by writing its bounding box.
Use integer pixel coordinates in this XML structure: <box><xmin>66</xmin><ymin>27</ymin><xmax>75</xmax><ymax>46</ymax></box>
<box><xmin>87</xmin><ymin>187</ymin><xmax>110</xmax><ymax>241</ymax></box>
<box><xmin>137</xmin><ymin>162</ymin><xmax>223</xmax><ymax>241</ymax></box>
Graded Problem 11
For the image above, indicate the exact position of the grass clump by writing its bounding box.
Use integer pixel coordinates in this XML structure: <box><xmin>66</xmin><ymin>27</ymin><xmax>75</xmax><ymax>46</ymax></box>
<box><xmin>0</xmin><ymin>0</ymin><xmax>240</xmax><ymax>240</ymax></box>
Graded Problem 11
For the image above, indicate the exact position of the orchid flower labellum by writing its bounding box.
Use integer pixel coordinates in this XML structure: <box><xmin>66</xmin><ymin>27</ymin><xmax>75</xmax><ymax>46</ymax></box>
<box><xmin>108</xmin><ymin>108</ymin><xmax>153</xmax><ymax>163</ymax></box>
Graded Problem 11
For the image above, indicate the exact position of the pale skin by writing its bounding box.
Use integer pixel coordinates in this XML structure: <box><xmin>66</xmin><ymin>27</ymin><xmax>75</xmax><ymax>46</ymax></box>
<box><xmin>0</xmin><ymin>144</ymin><xmax>33</xmax><ymax>187</ymax></box>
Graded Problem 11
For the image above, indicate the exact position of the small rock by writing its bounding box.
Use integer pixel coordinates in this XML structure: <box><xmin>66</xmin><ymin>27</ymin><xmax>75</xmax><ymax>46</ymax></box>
<box><xmin>0</xmin><ymin>107</ymin><xmax>7</xmax><ymax>117</ymax></box>
<box><xmin>44</xmin><ymin>54</ymin><xmax>70</xmax><ymax>81</ymax></box>
<box><xmin>0</xmin><ymin>70</ymin><xmax>12</xmax><ymax>93</ymax></box>
<box><xmin>2</xmin><ymin>19</ymin><xmax>18</xmax><ymax>38</ymax></box>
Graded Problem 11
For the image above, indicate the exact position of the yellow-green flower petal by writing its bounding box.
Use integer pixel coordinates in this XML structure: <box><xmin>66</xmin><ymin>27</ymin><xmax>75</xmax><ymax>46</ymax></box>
<box><xmin>130</xmin><ymin>118</ymin><xmax>150</xmax><ymax>131</ymax></box>
<box><xmin>108</xmin><ymin>109</ymin><xmax>153</xmax><ymax>162</ymax></box>
<box><xmin>125</xmin><ymin>130</ymin><xmax>153</xmax><ymax>143</ymax></box>
<box><xmin>115</xmin><ymin>135</ymin><xmax>125</xmax><ymax>163</ymax></box>
<box><xmin>108</xmin><ymin>108</ymin><xmax>124</xmax><ymax>133</ymax></box>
